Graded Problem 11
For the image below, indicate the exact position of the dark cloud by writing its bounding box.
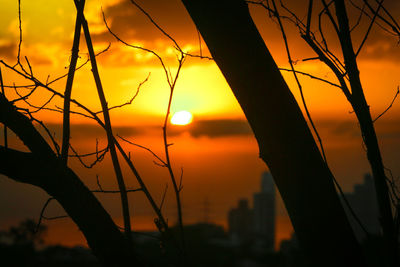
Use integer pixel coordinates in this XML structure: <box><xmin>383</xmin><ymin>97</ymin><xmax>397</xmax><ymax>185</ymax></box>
<box><xmin>168</xmin><ymin>118</ymin><xmax>400</xmax><ymax>140</ymax></box>
<box><xmin>96</xmin><ymin>0</ymin><xmax>198</xmax><ymax>45</ymax></box>
<box><xmin>327</xmin><ymin>120</ymin><xmax>360</xmax><ymax>138</ymax></box>
<box><xmin>314</xmin><ymin>118</ymin><xmax>400</xmax><ymax>142</ymax></box>
<box><xmin>170</xmin><ymin>119</ymin><xmax>253</xmax><ymax>138</ymax></box>
<box><xmin>92</xmin><ymin>0</ymin><xmax>400</xmax><ymax>65</ymax></box>
<box><xmin>89</xmin><ymin>0</ymin><xmax>208</xmax><ymax>67</ymax></box>
<box><xmin>0</xmin><ymin>42</ymin><xmax>16</xmax><ymax>59</ymax></box>
<box><xmin>37</xmin><ymin>123</ymin><xmax>143</xmax><ymax>140</ymax></box>
<box><xmin>94</xmin><ymin>42</ymin><xmax>183</xmax><ymax>67</ymax></box>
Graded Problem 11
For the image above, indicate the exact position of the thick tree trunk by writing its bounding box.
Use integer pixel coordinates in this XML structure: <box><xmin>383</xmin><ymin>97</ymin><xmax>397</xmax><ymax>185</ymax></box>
<box><xmin>0</xmin><ymin>93</ymin><xmax>137</xmax><ymax>266</ymax></box>
<box><xmin>181</xmin><ymin>1</ymin><xmax>367</xmax><ymax>266</ymax></box>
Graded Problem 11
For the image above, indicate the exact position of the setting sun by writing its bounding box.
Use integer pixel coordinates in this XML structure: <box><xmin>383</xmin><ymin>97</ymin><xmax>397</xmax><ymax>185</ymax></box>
<box><xmin>171</xmin><ymin>110</ymin><xmax>193</xmax><ymax>125</ymax></box>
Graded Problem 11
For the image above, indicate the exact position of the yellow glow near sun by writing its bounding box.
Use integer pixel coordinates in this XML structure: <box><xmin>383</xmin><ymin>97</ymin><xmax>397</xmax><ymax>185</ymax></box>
<box><xmin>171</xmin><ymin>111</ymin><xmax>193</xmax><ymax>125</ymax></box>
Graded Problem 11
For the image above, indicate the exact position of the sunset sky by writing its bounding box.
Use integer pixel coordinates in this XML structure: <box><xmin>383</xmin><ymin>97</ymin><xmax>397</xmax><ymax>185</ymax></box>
<box><xmin>1</xmin><ymin>0</ymin><xmax>400</xmax><ymax>249</ymax></box>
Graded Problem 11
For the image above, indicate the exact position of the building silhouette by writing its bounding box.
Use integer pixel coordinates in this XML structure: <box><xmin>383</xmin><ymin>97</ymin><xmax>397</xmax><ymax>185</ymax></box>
<box><xmin>228</xmin><ymin>199</ymin><xmax>254</xmax><ymax>244</ymax></box>
<box><xmin>253</xmin><ymin>172</ymin><xmax>275</xmax><ymax>250</ymax></box>
<box><xmin>228</xmin><ymin>172</ymin><xmax>276</xmax><ymax>250</ymax></box>
<box><xmin>342</xmin><ymin>173</ymin><xmax>380</xmax><ymax>240</ymax></box>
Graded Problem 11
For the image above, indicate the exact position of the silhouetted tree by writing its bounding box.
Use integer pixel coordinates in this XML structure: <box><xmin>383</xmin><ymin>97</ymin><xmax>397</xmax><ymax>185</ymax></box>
<box><xmin>0</xmin><ymin>0</ymin><xmax>186</xmax><ymax>266</ymax></box>
<box><xmin>0</xmin><ymin>219</ymin><xmax>46</xmax><ymax>246</ymax></box>
<box><xmin>1</xmin><ymin>0</ymin><xmax>399</xmax><ymax>266</ymax></box>
<box><xmin>181</xmin><ymin>0</ymin><xmax>399</xmax><ymax>266</ymax></box>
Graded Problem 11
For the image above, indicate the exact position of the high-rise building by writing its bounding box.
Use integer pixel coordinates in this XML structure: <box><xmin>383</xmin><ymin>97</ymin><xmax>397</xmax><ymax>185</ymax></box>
<box><xmin>228</xmin><ymin>199</ymin><xmax>254</xmax><ymax>244</ymax></box>
<box><xmin>342</xmin><ymin>174</ymin><xmax>380</xmax><ymax>241</ymax></box>
<box><xmin>253</xmin><ymin>172</ymin><xmax>275</xmax><ymax>250</ymax></box>
<box><xmin>227</xmin><ymin>172</ymin><xmax>276</xmax><ymax>250</ymax></box>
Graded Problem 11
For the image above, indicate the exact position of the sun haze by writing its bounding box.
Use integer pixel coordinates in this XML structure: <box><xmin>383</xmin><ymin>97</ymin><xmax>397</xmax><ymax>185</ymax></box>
<box><xmin>171</xmin><ymin>110</ymin><xmax>193</xmax><ymax>125</ymax></box>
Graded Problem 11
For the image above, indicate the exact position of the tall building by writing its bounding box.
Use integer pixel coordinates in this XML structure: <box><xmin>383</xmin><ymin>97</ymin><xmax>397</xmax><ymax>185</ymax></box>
<box><xmin>228</xmin><ymin>199</ymin><xmax>253</xmax><ymax>244</ymax></box>
<box><xmin>227</xmin><ymin>172</ymin><xmax>276</xmax><ymax>250</ymax></box>
<box><xmin>342</xmin><ymin>174</ymin><xmax>380</xmax><ymax>241</ymax></box>
<box><xmin>253</xmin><ymin>172</ymin><xmax>275</xmax><ymax>250</ymax></box>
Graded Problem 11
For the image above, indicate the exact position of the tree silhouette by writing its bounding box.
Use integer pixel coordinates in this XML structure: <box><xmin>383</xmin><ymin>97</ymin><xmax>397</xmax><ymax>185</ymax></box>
<box><xmin>0</xmin><ymin>0</ymin><xmax>186</xmax><ymax>265</ymax></box>
<box><xmin>0</xmin><ymin>0</ymin><xmax>399</xmax><ymax>266</ymax></box>
<box><xmin>182</xmin><ymin>0</ymin><xmax>399</xmax><ymax>266</ymax></box>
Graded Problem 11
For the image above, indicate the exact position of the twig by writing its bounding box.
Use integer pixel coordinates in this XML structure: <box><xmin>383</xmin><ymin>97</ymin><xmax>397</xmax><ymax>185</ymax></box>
<box><xmin>62</xmin><ymin>0</ymin><xmax>86</xmax><ymax>164</ymax></box>
<box><xmin>95</xmin><ymin>72</ymin><xmax>150</xmax><ymax>114</ymax></box>
<box><xmin>355</xmin><ymin>0</ymin><xmax>383</xmax><ymax>57</ymax></box>
<box><xmin>31</xmin><ymin>117</ymin><xmax>60</xmax><ymax>157</ymax></box>
<box><xmin>69</xmin><ymin>143</ymin><xmax>107</xmax><ymax>169</ymax></box>
<box><xmin>92</xmin><ymin>189</ymin><xmax>142</xmax><ymax>194</ymax></box>
<box><xmin>373</xmin><ymin>86</ymin><xmax>400</xmax><ymax>122</ymax></box>
<box><xmin>306</xmin><ymin>0</ymin><xmax>313</xmax><ymax>35</ymax></box>
<box><xmin>102</xmin><ymin>10</ymin><xmax>172</xmax><ymax>87</ymax></box>
<box><xmin>129</xmin><ymin>0</ymin><xmax>182</xmax><ymax>52</ymax></box>
<box><xmin>36</xmin><ymin>198</ymin><xmax>55</xmax><ymax>233</ymax></box>
<box><xmin>271</xmin><ymin>0</ymin><xmax>328</xmax><ymax>162</ymax></box>
<box><xmin>278</xmin><ymin>67</ymin><xmax>341</xmax><ymax>88</ymax></box>
<box><xmin>117</xmin><ymin>135</ymin><xmax>166</xmax><ymax>166</ymax></box>
<box><xmin>159</xmin><ymin>183</ymin><xmax>168</xmax><ymax>210</ymax></box>
<box><xmin>350</xmin><ymin>2</ymin><xmax>366</xmax><ymax>32</ymax></box>
<box><xmin>0</xmin><ymin>67</ymin><xmax>7</xmax><ymax>148</ymax></box>
<box><xmin>14</xmin><ymin>0</ymin><xmax>23</xmax><ymax>67</ymax></box>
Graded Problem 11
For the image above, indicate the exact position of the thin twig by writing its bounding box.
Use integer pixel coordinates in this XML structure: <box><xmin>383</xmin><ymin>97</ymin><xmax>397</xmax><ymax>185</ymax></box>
<box><xmin>355</xmin><ymin>0</ymin><xmax>383</xmax><ymax>57</ymax></box>
<box><xmin>0</xmin><ymin>67</ymin><xmax>7</xmax><ymax>148</ymax></box>
<box><xmin>36</xmin><ymin>198</ymin><xmax>55</xmax><ymax>233</ymax></box>
<box><xmin>15</xmin><ymin>0</ymin><xmax>22</xmax><ymax>67</ymax></box>
<box><xmin>159</xmin><ymin>183</ymin><xmax>168</xmax><ymax>210</ymax></box>
<box><xmin>278</xmin><ymin>67</ymin><xmax>341</xmax><ymax>88</ymax></box>
<box><xmin>95</xmin><ymin>73</ymin><xmax>150</xmax><ymax>114</ymax></box>
<box><xmin>129</xmin><ymin>0</ymin><xmax>182</xmax><ymax>52</ymax></box>
<box><xmin>373</xmin><ymin>86</ymin><xmax>400</xmax><ymax>122</ymax></box>
<box><xmin>117</xmin><ymin>135</ymin><xmax>166</xmax><ymax>166</ymax></box>
<box><xmin>69</xmin><ymin>143</ymin><xmax>107</xmax><ymax>169</ymax></box>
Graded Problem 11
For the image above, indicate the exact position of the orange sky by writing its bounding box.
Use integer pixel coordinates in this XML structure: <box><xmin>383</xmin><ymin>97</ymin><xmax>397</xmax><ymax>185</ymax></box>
<box><xmin>1</xmin><ymin>0</ymin><xmax>400</xmax><ymax>250</ymax></box>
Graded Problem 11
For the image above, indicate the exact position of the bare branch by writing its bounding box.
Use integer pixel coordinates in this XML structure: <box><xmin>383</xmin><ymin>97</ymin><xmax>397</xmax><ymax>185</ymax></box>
<box><xmin>129</xmin><ymin>0</ymin><xmax>182</xmax><ymax>52</ymax></box>
<box><xmin>306</xmin><ymin>0</ymin><xmax>313</xmax><ymax>35</ymax></box>
<box><xmin>278</xmin><ymin>67</ymin><xmax>342</xmax><ymax>88</ymax></box>
<box><xmin>159</xmin><ymin>183</ymin><xmax>168</xmax><ymax>210</ymax></box>
<box><xmin>36</xmin><ymin>198</ymin><xmax>55</xmax><ymax>233</ymax></box>
<box><xmin>373</xmin><ymin>86</ymin><xmax>400</xmax><ymax>122</ymax></box>
<box><xmin>92</xmin><ymin>188</ymin><xmax>142</xmax><ymax>194</ymax></box>
<box><xmin>0</xmin><ymin>67</ymin><xmax>7</xmax><ymax>148</ymax></box>
<box><xmin>75</xmin><ymin>0</ymin><xmax>132</xmax><ymax>240</ymax></box>
<box><xmin>69</xmin><ymin>143</ymin><xmax>107</xmax><ymax>169</ymax></box>
<box><xmin>95</xmin><ymin>72</ymin><xmax>150</xmax><ymax>114</ymax></box>
<box><xmin>62</xmin><ymin>0</ymin><xmax>86</xmax><ymax>164</ymax></box>
<box><xmin>355</xmin><ymin>0</ymin><xmax>383</xmax><ymax>57</ymax></box>
<box><xmin>271</xmin><ymin>0</ymin><xmax>328</xmax><ymax>162</ymax></box>
<box><xmin>117</xmin><ymin>135</ymin><xmax>166</xmax><ymax>166</ymax></box>
<box><xmin>14</xmin><ymin>0</ymin><xmax>23</xmax><ymax>67</ymax></box>
<box><xmin>102</xmin><ymin>10</ymin><xmax>172</xmax><ymax>87</ymax></box>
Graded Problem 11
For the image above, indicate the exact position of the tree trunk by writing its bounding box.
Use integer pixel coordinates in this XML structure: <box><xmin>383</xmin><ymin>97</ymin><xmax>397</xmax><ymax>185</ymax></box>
<box><xmin>181</xmin><ymin>1</ymin><xmax>367</xmax><ymax>266</ymax></box>
<box><xmin>0</xmin><ymin>93</ymin><xmax>137</xmax><ymax>266</ymax></box>
<box><xmin>333</xmin><ymin>1</ymin><xmax>396</xmax><ymax>265</ymax></box>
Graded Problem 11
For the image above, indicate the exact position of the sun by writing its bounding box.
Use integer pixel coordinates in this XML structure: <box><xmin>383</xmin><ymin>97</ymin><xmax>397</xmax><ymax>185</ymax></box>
<box><xmin>171</xmin><ymin>111</ymin><xmax>193</xmax><ymax>125</ymax></box>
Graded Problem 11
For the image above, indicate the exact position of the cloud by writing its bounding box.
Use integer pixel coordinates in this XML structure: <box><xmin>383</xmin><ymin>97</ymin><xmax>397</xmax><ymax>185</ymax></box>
<box><xmin>89</xmin><ymin>0</ymin><xmax>206</xmax><ymax>67</ymax></box>
<box><xmin>170</xmin><ymin>119</ymin><xmax>253</xmax><ymax>138</ymax></box>
<box><xmin>0</xmin><ymin>41</ymin><xmax>16</xmax><ymax>59</ymax></box>
<box><xmin>99</xmin><ymin>0</ymin><xmax>197</xmax><ymax>44</ymax></box>
<box><xmin>37</xmin><ymin>123</ymin><xmax>143</xmax><ymax>141</ymax></box>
